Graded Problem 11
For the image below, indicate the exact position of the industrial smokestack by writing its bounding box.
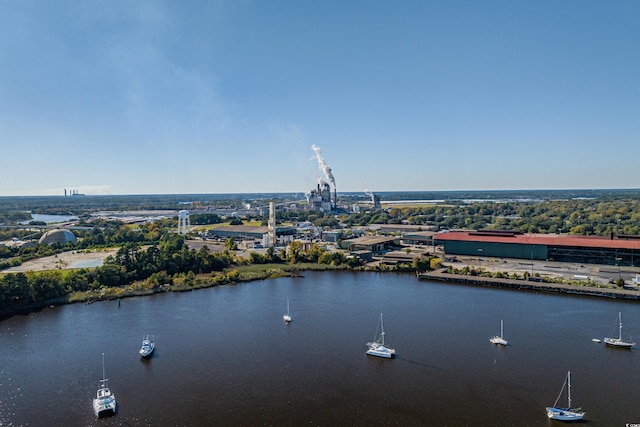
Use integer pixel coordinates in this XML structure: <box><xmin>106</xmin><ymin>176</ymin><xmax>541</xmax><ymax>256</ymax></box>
<box><xmin>311</xmin><ymin>144</ymin><xmax>336</xmax><ymax>189</ymax></box>
<box><xmin>364</xmin><ymin>189</ymin><xmax>374</xmax><ymax>203</ymax></box>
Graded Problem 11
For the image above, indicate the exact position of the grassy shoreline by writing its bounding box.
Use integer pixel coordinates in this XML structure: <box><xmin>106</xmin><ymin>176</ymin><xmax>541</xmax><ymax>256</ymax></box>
<box><xmin>6</xmin><ymin>261</ymin><xmax>637</xmax><ymax>321</ymax></box>
<box><xmin>0</xmin><ymin>263</ymin><xmax>350</xmax><ymax>320</ymax></box>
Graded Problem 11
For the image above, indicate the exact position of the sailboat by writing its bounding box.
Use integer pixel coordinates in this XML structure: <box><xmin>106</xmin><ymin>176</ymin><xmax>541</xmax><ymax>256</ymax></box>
<box><xmin>366</xmin><ymin>313</ymin><xmax>396</xmax><ymax>358</ymax></box>
<box><xmin>93</xmin><ymin>353</ymin><xmax>117</xmax><ymax>418</ymax></box>
<box><xmin>604</xmin><ymin>312</ymin><xmax>635</xmax><ymax>348</ymax></box>
<box><xmin>546</xmin><ymin>371</ymin><xmax>585</xmax><ymax>421</ymax></box>
<box><xmin>283</xmin><ymin>299</ymin><xmax>292</xmax><ymax>323</ymax></box>
<box><xmin>490</xmin><ymin>319</ymin><xmax>508</xmax><ymax>346</ymax></box>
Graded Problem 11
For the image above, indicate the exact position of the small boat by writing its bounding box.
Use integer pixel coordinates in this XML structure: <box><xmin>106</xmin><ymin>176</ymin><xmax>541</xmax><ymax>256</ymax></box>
<box><xmin>283</xmin><ymin>299</ymin><xmax>292</xmax><ymax>323</ymax></box>
<box><xmin>546</xmin><ymin>371</ymin><xmax>585</xmax><ymax>422</ymax></box>
<box><xmin>366</xmin><ymin>313</ymin><xmax>396</xmax><ymax>358</ymax></box>
<box><xmin>591</xmin><ymin>338</ymin><xmax>601</xmax><ymax>343</ymax></box>
<box><xmin>93</xmin><ymin>353</ymin><xmax>117</xmax><ymax>418</ymax></box>
<box><xmin>604</xmin><ymin>312</ymin><xmax>635</xmax><ymax>348</ymax></box>
<box><xmin>490</xmin><ymin>319</ymin><xmax>508</xmax><ymax>346</ymax></box>
<box><xmin>139</xmin><ymin>335</ymin><xmax>155</xmax><ymax>358</ymax></box>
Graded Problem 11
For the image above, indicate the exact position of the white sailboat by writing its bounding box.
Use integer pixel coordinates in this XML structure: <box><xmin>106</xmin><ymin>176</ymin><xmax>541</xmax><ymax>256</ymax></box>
<box><xmin>93</xmin><ymin>353</ymin><xmax>117</xmax><ymax>418</ymax></box>
<box><xmin>546</xmin><ymin>371</ymin><xmax>585</xmax><ymax>421</ymax></box>
<box><xmin>490</xmin><ymin>319</ymin><xmax>508</xmax><ymax>346</ymax></box>
<box><xmin>604</xmin><ymin>312</ymin><xmax>635</xmax><ymax>348</ymax></box>
<box><xmin>283</xmin><ymin>298</ymin><xmax>292</xmax><ymax>323</ymax></box>
<box><xmin>366</xmin><ymin>313</ymin><xmax>396</xmax><ymax>358</ymax></box>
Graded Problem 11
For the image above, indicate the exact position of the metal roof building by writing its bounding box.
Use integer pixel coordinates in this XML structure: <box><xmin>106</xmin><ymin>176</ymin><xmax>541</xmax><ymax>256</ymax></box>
<box><xmin>207</xmin><ymin>225</ymin><xmax>295</xmax><ymax>240</ymax></box>
<box><xmin>435</xmin><ymin>230</ymin><xmax>640</xmax><ymax>267</ymax></box>
<box><xmin>339</xmin><ymin>236</ymin><xmax>400</xmax><ymax>253</ymax></box>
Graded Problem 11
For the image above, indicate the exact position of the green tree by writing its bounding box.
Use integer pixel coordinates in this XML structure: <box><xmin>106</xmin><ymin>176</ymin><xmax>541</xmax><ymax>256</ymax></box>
<box><xmin>224</xmin><ymin>238</ymin><xmax>238</xmax><ymax>251</ymax></box>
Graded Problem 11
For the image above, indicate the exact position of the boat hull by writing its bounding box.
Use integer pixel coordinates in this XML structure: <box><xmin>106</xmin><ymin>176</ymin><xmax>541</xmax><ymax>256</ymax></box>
<box><xmin>366</xmin><ymin>343</ymin><xmax>396</xmax><ymax>358</ymax></box>
<box><xmin>490</xmin><ymin>336</ymin><xmax>508</xmax><ymax>346</ymax></box>
<box><xmin>139</xmin><ymin>347</ymin><xmax>154</xmax><ymax>358</ymax></box>
<box><xmin>604</xmin><ymin>338</ymin><xmax>634</xmax><ymax>348</ymax></box>
<box><xmin>546</xmin><ymin>407</ymin><xmax>584</xmax><ymax>421</ymax></box>
<box><xmin>93</xmin><ymin>396</ymin><xmax>116</xmax><ymax>418</ymax></box>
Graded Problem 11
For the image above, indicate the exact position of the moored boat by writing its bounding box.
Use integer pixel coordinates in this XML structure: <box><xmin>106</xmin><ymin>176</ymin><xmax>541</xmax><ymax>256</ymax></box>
<box><xmin>604</xmin><ymin>312</ymin><xmax>635</xmax><ymax>348</ymax></box>
<box><xmin>490</xmin><ymin>319</ymin><xmax>508</xmax><ymax>346</ymax></box>
<box><xmin>283</xmin><ymin>299</ymin><xmax>292</xmax><ymax>323</ymax></box>
<box><xmin>139</xmin><ymin>335</ymin><xmax>155</xmax><ymax>358</ymax></box>
<box><xmin>366</xmin><ymin>313</ymin><xmax>396</xmax><ymax>358</ymax></box>
<box><xmin>546</xmin><ymin>371</ymin><xmax>585</xmax><ymax>422</ymax></box>
<box><xmin>93</xmin><ymin>353</ymin><xmax>116</xmax><ymax>418</ymax></box>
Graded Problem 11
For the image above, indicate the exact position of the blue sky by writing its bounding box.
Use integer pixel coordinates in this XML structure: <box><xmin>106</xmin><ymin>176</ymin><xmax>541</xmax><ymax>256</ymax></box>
<box><xmin>1</xmin><ymin>1</ymin><xmax>638</xmax><ymax>196</ymax></box>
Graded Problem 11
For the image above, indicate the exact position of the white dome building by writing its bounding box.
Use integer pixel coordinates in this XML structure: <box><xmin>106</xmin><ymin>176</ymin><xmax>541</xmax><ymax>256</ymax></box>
<box><xmin>39</xmin><ymin>229</ymin><xmax>77</xmax><ymax>245</ymax></box>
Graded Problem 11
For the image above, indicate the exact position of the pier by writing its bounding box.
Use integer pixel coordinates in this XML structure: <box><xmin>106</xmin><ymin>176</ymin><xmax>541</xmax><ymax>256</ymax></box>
<box><xmin>417</xmin><ymin>270</ymin><xmax>640</xmax><ymax>301</ymax></box>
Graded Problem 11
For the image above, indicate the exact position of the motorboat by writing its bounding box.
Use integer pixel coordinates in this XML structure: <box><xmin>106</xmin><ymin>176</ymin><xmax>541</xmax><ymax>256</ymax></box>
<box><xmin>366</xmin><ymin>313</ymin><xmax>396</xmax><ymax>358</ymax></box>
<box><xmin>139</xmin><ymin>335</ymin><xmax>155</xmax><ymax>358</ymax></box>
<box><xmin>93</xmin><ymin>353</ymin><xmax>117</xmax><ymax>418</ymax></box>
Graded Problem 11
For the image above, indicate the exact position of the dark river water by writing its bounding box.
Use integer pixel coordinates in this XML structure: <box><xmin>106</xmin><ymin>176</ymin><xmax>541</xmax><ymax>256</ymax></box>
<box><xmin>1</xmin><ymin>271</ymin><xmax>639</xmax><ymax>426</ymax></box>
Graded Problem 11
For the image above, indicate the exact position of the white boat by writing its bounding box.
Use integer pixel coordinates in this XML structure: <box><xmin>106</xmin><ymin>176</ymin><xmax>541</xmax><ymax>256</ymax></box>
<box><xmin>490</xmin><ymin>319</ymin><xmax>508</xmax><ymax>346</ymax></box>
<box><xmin>366</xmin><ymin>313</ymin><xmax>396</xmax><ymax>358</ymax></box>
<box><xmin>283</xmin><ymin>299</ymin><xmax>292</xmax><ymax>323</ymax></box>
<box><xmin>591</xmin><ymin>338</ymin><xmax>601</xmax><ymax>343</ymax></box>
<box><xmin>604</xmin><ymin>312</ymin><xmax>635</xmax><ymax>348</ymax></box>
<box><xmin>546</xmin><ymin>371</ymin><xmax>585</xmax><ymax>422</ymax></box>
<box><xmin>93</xmin><ymin>353</ymin><xmax>117</xmax><ymax>418</ymax></box>
<box><xmin>139</xmin><ymin>334</ymin><xmax>155</xmax><ymax>358</ymax></box>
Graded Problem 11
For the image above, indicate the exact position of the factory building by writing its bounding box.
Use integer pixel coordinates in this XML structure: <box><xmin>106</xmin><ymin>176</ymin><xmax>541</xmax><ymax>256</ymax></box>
<box><xmin>435</xmin><ymin>230</ymin><xmax>640</xmax><ymax>267</ymax></box>
<box><xmin>339</xmin><ymin>236</ymin><xmax>400</xmax><ymax>253</ymax></box>
<box><xmin>307</xmin><ymin>182</ymin><xmax>335</xmax><ymax>212</ymax></box>
<box><xmin>207</xmin><ymin>225</ymin><xmax>295</xmax><ymax>241</ymax></box>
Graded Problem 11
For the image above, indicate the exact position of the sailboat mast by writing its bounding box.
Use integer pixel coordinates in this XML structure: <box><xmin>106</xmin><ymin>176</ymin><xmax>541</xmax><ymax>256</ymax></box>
<box><xmin>102</xmin><ymin>353</ymin><xmax>105</xmax><ymax>381</ymax></box>
<box><xmin>500</xmin><ymin>320</ymin><xmax>504</xmax><ymax>338</ymax></box>
<box><xmin>619</xmin><ymin>312</ymin><xmax>623</xmax><ymax>340</ymax></box>
<box><xmin>567</xmin><ymin>371</ymin><xmax>572</xmax><ymax>408</ymax></box>
<box><xmin>380</xmin><ymin>313</ymin><xmax>385</xmax><ymax>346</ymax></box>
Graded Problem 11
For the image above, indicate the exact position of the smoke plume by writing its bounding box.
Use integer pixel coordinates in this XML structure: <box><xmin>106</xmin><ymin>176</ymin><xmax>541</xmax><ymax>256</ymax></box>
<box><xmin>311</xmin><ymin>144</ymin><xmax>336</xmax><ymax>188</ymax></box>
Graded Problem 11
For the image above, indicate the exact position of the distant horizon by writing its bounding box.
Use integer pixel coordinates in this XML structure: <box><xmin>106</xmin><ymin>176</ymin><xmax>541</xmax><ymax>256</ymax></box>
<box><xmin>2</xmin><ymin>187</ymin><xmax>639</xmax><ymax>199</ymax></box>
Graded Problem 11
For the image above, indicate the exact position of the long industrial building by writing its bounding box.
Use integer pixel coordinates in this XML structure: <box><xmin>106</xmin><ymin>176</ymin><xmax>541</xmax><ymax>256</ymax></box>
<box><xmin>435</xmin><ymin>230</ymin><xmax>640</xmax><ymax>267</ymax></box>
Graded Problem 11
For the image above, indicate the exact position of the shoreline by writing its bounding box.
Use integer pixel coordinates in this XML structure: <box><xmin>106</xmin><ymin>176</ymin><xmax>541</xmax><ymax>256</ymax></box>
<box><xmin>4</xmin><ymin>266</ymin><xmax>639</xmax><ymax>321</ymax></box>
<box><xmin>418</xmin><ymin>269</ymin><xmax>640</xmax><ymax>300</ymax></box>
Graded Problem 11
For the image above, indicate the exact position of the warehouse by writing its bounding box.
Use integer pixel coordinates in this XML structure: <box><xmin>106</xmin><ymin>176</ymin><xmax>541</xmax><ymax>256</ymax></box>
<box><xmin>435</xmin><ymin>230</ymin><xmax>640</xmax><ymax>267</ymax></box>
<box><xmin>339</xmin><ymin>236</ymin><xmax>400</xmax><ymax>253</ymax></box>
<box><xmin>207</xmin><ymin>225</ymin><xmax>295</xmax><ymax>240</ymax></box>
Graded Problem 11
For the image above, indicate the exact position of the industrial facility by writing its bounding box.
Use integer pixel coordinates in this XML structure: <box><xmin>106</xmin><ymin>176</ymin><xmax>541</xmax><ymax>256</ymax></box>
<box><xmin>307</xmin><ymin>182</ymin><xmax>336</xmax><ymax>212</ymax></box>
<box><xmin>435</xmin><ymin>230</ymin><xmax>640</xmax><ymax>267</ymax></box>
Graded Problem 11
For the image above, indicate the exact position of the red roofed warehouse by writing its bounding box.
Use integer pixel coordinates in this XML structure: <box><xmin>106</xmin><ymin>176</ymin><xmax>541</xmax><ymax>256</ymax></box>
<box><xmin>435</xmin><ymin>230</ymin><xmax>640</xmax><ymax>267</ymax></box>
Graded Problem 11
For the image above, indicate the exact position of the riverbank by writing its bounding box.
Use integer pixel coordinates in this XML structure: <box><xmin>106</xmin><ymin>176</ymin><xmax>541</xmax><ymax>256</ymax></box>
<box><xmin>0</xmin><ymin>263</ymin><xmax>347</xmax><ymax>320</ymax></box>
<box><xmin>418</xmin><ymin>269</ymin><xmax>640</xmax><ymax>300</ymax></box>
